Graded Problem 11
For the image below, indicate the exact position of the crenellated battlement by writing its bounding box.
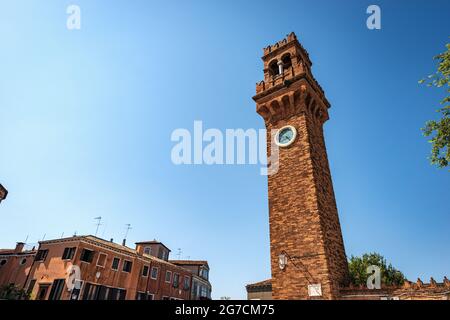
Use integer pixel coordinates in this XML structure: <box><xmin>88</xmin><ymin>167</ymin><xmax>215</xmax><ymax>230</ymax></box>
<box><xmin>255</xmin><ymin>32</ymin><xmax>324</xmax><ymax>106</ymax></box>
<box><xmin>262</xmin><ymin>32</ymin><xmax>310</xmax><ymax>59</ymax></box>
<box><xmin>340</xmin><ymin>277</ymin><xmax>450</xmax><ymax>300</ymax></box>
<box><xmin>263</xmin><ymin>32</ymin><xmax>298</xmax><ymax>55</ymax></box>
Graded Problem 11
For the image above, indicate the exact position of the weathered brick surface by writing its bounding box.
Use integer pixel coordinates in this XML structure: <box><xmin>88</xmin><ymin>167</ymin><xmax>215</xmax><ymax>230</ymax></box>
<box><xmin>250</xmin><ymin>33</ymin><xmax>449</xmax><ymax>301</ymax></box>
<box><xmin>253</xmin><ymin>33</ymin><xmax>349</xmax><ymax>300</ymax></box>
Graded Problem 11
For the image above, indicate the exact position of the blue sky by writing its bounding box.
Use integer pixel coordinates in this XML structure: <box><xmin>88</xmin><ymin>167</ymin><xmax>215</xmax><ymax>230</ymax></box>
<box><xmin>0</xmin><ymin>0</ymin><xmax>449</xmax><ymax>299</ymax></box>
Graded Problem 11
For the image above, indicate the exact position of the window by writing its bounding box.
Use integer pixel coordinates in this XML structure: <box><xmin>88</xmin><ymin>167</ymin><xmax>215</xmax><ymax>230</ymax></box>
<box><xmin>200</xmin><ymin>286</ymin><xmax>208</xmax><ymax>298</ymax></box>
<box><xmin>184</xmin><ymin>276</ymin><xmax>190</xmax><ymax>290</ymax></box>
<box><xmin>111</xmin><ymin>257</ymin><xmax>120</xmax><ymax>271</ymax></box>
<box><xmin>48</xmin><ymin>279</ymin><xmax>65</xmax><ymax>300</ymax></box>
<box><xmin>173</xmin><ymin>273</ymin><xmax>179</xmax><ymax>288</ymax></box>
<box><xmin>136</xmin><ymin>292</ymin><xmax>146</xmax><ymax>300</ymax></box>
<box><xmin>0</xmin><ymin>259</ymin><xmax>7</xmax><ymax>267</ymax></box>
<box><xmin>35</xmin><ymin>249</ymin><xmax>49</xmax><ymax>262</ymax></box>
<box><xmin>96</xmin><ymin>253</ymin><xmax>107</xmax><ymax>267</ymax></box>
<box><xmin>193</xmin><ymin>282</ymin><xmax>198</xmax><ymax>298</ymax></box>
<box><xmin>62</xmin><ymin>247</ymin><xmax>76</xmax><ymax>260</ymax></box>
<box><xmin>82</xmin><ymin>283</ymin><xmax>114</xmax><ymax>301</ymax></box>
<box><xmin>27</xmin><ymin>279</ymin><xmax>37</xmax><ymax>295</ymax></box>
<box><xmin>97</xmin><ymin>286</ymin><xmax>109</xmax><ymax>300</ymax></box>
<box><xmin>80</xmin><ymin>249</ymin><xmax>94</xmax><ymax>263</ymax></box>
<box><xmin>200</xmin><ymin>268</ymin><xmax>209</xmax><ymax>280</ymax></box>
<box><xmin>20</xmin><ymin>258</ymin><xmax>27</xmax><ymax>265</ymax></box>
<box><xmin>136</xmin><ymin>292</ymin><xmax>153</xmax><ymax>300</ymax></box>
<box><xmin>142</xmin><ymin>265</ymin><xmax>149</xmax><ymax>277</ymax></box>
<box><xmin>107</xmin><ymin>287</ymin><xmax>118</xmax><ymax>300</ymax></box>
<box><xmin>122</xmin><ymin>260</ymin><xmax>132</xmax><ymax>273</ymax></box>
<box><xmin>281</xmin><ymin>53</ymin><xmax>292</xmax><ymax>69</ymax></box>
<box><xmin>150</xmin><ymin>267</ymin><xmax>158</xmax><ymax>280</ymax></box>
<box><xmin>165</xmin><ymin>271</ymin><xmax>172</xmax><ymax>283</ymax></box>
<box><xmin>158</xmin><ymin>248</ymin><xmax>169</xmax><ymax>260</ymax></box>
<box><xmin>143</xmin><ymin>247</ymin><xmax>151</xmax><ymax>255</ymax></box>
<box><xmin>37</xmin><ymin>284</ymin><xmax>49</xmax><ymax>300</ymax></box>
<box><xmin>83</xmin><ymin>283</ymin><xmax>99</xmax><ymax>300</ymax></box>
<box><xmin>269</xmin><ymin>60</ymin><xmax>280</xmax><ymax>76</ymax></box>
<box><xmin>157</xmin><ymin>248</ymin><xmax>164</xmax><ymax>260</ymax></box>
<box><xmin>118</xmin><ymin>289</ymin><xmax>126</xmax><ymax>300</ymax></box>
<box><xmin>70</xmin><ymin>280</ymin><xmax>83</xmax><ymax>300</ymax></box>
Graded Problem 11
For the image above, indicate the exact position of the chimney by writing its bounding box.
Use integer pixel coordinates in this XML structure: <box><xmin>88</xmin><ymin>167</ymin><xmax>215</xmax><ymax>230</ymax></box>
<box><xmin>14</xmin><ymin>242</ymin><xmax>25</xmax><ymax>253</ymax></box>
<box><xmin>110</xmin><ymin>238</ymin><xmax>114</xmax><ymax>243</ymax></box>
<box><xmin>122</xmin><ymin>239</ymin><xmax>126</xmax><ymax>246</ymax></box>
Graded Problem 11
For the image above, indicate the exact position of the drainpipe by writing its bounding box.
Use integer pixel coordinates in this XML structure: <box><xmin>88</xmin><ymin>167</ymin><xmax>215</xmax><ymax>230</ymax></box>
<box><xmin>22</xmin><ymin>244</ymin><xmax>40</xmax><ymax>296</ymax></box>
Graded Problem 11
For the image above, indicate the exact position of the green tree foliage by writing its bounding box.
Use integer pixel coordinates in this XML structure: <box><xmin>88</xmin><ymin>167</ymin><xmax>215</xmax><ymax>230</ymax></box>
<box><xmin>0</xmin><ymin>284</ymin><xmax>30</xmax><ymax>300</ymax></box>
<box><xmin>348</xmin><ymin>252</ymin><xmax>406</xmax><ymax>287</ymax></box>
<box><xmin>419</xmin><ymin>42</ymin><xmax>450</xmax><ymax>169</ymax></box>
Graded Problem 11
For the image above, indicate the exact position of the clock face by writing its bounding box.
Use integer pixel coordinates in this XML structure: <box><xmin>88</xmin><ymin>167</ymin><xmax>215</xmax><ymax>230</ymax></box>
<box><xmin>276</xmin><ymin>126</ymin><xmax>297</xmax><ymax>147</ymax></box>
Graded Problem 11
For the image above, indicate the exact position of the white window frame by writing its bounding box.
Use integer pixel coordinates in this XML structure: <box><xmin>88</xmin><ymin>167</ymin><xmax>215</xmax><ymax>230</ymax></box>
<box><xmin>96</xmin><ymin>253</ymin><xmax>108</xmax><ymax>268</ymax></box>
<box><xmin>62</xmin><ymin>247</ymin><xmax>76</xmax><ymax>261</ymax></box>
<box><xmin>150</xmin><ymin>266</ymin><xmax>159</xmax><ymax>280</ymax></box>
<box><xmin>173</xmin><ymin>273</ymin><xmax>180</xmax><ymax>287</ymax></box>
<box><xmin>165</xmin><ymin>270</ymin><xmax>172</xmax><ymax>283</ymax></box>
<box><xmin>111</xmin><ymin>257</ymin><xmax>120</xmax><ymax>271</ymax></box>
<box><xmin>142</xmin><ymin>265</ymin><xmax>149</xmax><ymax>277</ymax></box>
<box><xmin>184</xmin><ymin>276</ymin><xmax>190</xmax><ymax>289</ymax></box>
<box><xmin>79</xmin><ymin>248</ymin><xmax>94</xmax><ymax>264</ymax></box>
<box><xmin>122</xmin><ymin>259</ymin><xmax>132</xmax><ymax>273</ymax></box>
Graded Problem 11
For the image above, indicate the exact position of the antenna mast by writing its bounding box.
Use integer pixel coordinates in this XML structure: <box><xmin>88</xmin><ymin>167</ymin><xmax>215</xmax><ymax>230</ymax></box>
<box><xmin>122</xmin><ymin>224</ymin><xmax>132</xmax><ymax>246</ymax></box>
<box><xmin>94</xmin><ymin>216</ymin><xmax>102</xmax><ymax>236</ymax></box>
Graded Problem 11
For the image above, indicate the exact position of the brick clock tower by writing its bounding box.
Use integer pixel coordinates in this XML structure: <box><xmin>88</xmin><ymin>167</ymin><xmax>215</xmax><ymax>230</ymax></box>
<box><xmin>253</xmin><ymin>33</ymin><xmax>349</xmax><ymax>300</ymax></box>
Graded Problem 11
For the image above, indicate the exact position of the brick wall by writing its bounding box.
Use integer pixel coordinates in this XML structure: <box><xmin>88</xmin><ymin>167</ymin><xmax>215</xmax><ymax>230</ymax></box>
<box><xmin>0</xmin><ymin>243</ymin><xmax>35</xmax><ymax>290</ymax></box>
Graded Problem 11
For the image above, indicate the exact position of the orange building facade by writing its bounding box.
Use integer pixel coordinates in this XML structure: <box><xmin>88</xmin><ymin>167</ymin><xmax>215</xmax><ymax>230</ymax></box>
<box><xmin>0</xmin><ymin>236</ymin><xmax>211</xmax><ymax>300</ymax></box>
<box><xmin>0</xmin><ymin>242</ymin><xmax>36</xmax><ymax>293</ymax></box>
<box><xmin>171</xmin><ymin>260</ymin><xmax>212</xmax><ymax>300</ymax></box>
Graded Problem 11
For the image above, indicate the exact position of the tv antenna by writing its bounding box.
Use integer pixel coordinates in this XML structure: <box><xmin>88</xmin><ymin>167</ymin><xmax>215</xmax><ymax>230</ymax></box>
<box><xmin>122</xmin><ymin>224</ymin><xmax>132</xmax><ymax>246</ymax></box>
<box><xmin>177</xmin><ymin>248</ymin><xmax>182</xmax><ymax>260</ymax></box>
<box><xmin>94</xmin><ymin>216</ymin><xmax>102</xmax><ymax>236</ymax></box>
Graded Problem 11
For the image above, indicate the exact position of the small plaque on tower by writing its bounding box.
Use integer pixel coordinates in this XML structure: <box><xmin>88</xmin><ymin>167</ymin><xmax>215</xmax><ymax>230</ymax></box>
<box><xmin>308</xmin><ymin>284</ymin><xmax>322</xmax><ymax>297</ymax></box>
